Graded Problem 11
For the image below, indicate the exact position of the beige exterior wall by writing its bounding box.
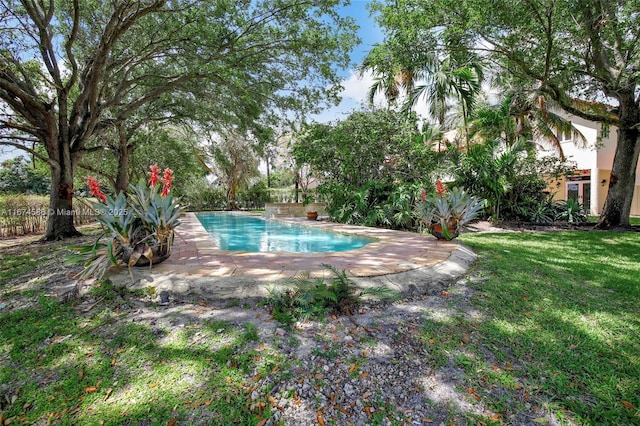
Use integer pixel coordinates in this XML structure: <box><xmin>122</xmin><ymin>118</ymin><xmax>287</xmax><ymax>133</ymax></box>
<box><xmin>546</xmin><ymin>115</ymin><xmax>640</xmax><ymax>216</ymax></box>
<box><xmin>596</xmin><ymin>169</ymin><xmax>609</xmax><ymax>214</ymax></box>
<box><xmin>633</xmin><ymin>186</ymin><xmax>640</xmax><ymax>216</ymax></box>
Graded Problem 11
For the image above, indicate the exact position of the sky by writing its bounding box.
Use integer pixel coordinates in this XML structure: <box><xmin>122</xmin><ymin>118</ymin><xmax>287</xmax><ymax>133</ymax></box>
<box><xmin>310</xmin><ymin>0</ymin><xmax>386</xmax><ymax>123</ymax></box>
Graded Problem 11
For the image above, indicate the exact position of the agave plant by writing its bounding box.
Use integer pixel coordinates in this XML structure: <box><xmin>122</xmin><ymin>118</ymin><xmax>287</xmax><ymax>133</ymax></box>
<box><xmin>415</xmin><ymin>181</ymin><xmax>485</xmax><ymax>240</ymax></box>
<box><xmin>128</xmin><ymin>178</ymin><xmax>183</xmax><ymax>253</ymax></box>
<box><xmin>77</xmin><ymin>165</ymin><xmax>184</xmax><ymax>280</ymax></box>
<box><xmin>76</xmin><ymin>191</ymin><xmax>146</xmax><ymax>280</ymax></box>
<box><xmin>555</xmin><ymin>198</ymin><xmax>587</xmax><ymax>223</ymax></box>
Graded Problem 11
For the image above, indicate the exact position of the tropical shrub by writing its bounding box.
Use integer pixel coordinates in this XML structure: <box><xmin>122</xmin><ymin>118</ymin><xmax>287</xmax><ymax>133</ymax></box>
<box><xmin>320</xmin><ymin>182</ymin><xmax>423</xmax><ymax>230</ymax></box>
<box><xmin>76</xmin><ymin>165</ymin><xmax>184</xmax><ymax>280</ymax></box>
<box><xmin>237</xmin><ymin>179</ymin><xmax>271</xmax><ymax>209</ymax></box>
<box><xmin>265</xmin><ymin>264</ymin><xmax>397</xmax><ymax>324</ymax></box>
<box><xmin>555</xmin><ymin>198</ymin><xmax>588</xmax><ymax>223</ymax></box>
<box><xmin>180</xmin><ymin>176</ymin><xmax>227</xmax><ymax>211</ymax></box>
<box><xmin>414</xmin><ymin>181</ymin><xmax>485</xmax><ymax>240</ymax></box>
<box><xmin>293</xmin><ymin>109</ymin><xmax>443</xmax><ymax>229</ymax></box>
<box><xmin>526</xmin><ymin>195</ymin><xmax>558</xmax><ymax>224</ymax></box>
<box><xmin>449</xmin><ymin>139</ymin><xmax>576</xmax><ymax>221</ymax></box>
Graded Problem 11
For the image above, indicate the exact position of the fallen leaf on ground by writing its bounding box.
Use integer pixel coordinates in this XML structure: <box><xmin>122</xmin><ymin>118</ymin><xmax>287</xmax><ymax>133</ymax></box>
<box><xmin>622</xmin><ymin>400</ymin><xmax>635</xmax><ymax>409</ymax></box>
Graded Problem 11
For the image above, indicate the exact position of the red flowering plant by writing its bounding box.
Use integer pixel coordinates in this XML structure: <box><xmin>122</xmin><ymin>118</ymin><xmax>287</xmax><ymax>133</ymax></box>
<box><xmin>128</xmin><ymin>164</ymin><xmax>183</xmax><ymax>257</ymax></box>
<box><xmin>414</xmin><ymin>180</ymin><xmax>485</xmax><ymax>240</ymax></box>
<box><xmin>77</xmin><ymin>164</ymin><xmax>184</xmax><ymax>280</ymax></box>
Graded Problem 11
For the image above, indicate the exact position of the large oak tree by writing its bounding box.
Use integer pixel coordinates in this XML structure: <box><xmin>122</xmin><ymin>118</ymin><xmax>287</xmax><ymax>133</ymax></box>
<box><xmin>370</xmin><ymin>0</ymin><xmax>640</xmax><ymax>227</ymax></box>
<box><xmin>0</xmin><ymin>0</ymin><xmax>357</xmax><ymax>239</ymax></box>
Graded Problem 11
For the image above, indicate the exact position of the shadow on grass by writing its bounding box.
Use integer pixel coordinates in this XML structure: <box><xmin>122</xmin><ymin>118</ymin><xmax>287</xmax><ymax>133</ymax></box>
<box><xmin>451</xmin><ymin>231</ymin><xmax>640</xmax><ymax>424</ymax></box>
<box><xmin>0</xmin><ymin>295</ymin><xmax>278</xmax><ymax>425</ymax></box>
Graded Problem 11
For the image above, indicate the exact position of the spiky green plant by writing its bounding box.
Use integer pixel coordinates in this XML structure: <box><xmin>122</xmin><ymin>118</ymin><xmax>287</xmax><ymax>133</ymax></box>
<box><xmin>76</xmin><ymin>168</ymin><xmax>185</xmax><ymax>280</ymax></box>
<box><xmin>415</xmin><ymin>183</ymin><xmax>485</xmax><ymax>240</ymax></box>
<box><xmin>555</xmin><ymin>198</ymin><xmax>587</xmax><ymax>223</ymax></box>
<box><xmin>265</xmin><ymin>264</ymin><xmax>398</xmax><ymax>323</ymax></box>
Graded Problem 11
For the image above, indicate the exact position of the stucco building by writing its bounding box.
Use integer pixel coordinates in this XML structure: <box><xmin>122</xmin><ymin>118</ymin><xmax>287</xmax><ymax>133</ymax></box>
<box><xmin>545</xmin><ymin>115</ymin><xmax>640</xmax><ymax>216</ymax></box>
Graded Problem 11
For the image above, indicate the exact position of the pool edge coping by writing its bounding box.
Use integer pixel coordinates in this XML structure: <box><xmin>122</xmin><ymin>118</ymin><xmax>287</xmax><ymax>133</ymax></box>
<box><xmin>107</xmin><ymin>212</ymin><xmax>474</xmax><ymax>301</ymax></box>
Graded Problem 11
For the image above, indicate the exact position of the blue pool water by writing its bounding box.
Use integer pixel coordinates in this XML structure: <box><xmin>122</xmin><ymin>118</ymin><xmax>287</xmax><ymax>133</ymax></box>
<box><xmin>195</xmin><ymin>213</ymin><xmax>373</xmax><ymax>253</ymax></box>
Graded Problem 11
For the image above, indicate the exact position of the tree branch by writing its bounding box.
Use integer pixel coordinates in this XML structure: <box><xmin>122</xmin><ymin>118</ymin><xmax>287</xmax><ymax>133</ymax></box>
<box><xmin>0</xmin><ymin>139</ymin><xmax>49</xmax><ymax>162</ymax></box>
<box><xmin>77</xmin><ymin>161</ymin><xmax>116</xmax><ymax>188</ymax></box>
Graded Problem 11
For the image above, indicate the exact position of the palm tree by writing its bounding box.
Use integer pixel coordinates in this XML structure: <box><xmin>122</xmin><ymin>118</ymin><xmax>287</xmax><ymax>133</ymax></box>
<box><xmin>360</xmin><ymin>45</ymin><xmax>417</xmax><ymax>109</ymax></box>
<box><xmin>469</xmin><ymin>89</ymin><xmax>587</xmax><ymax>159</ymax></box>
<box><xmin>404</xmin><ymin>55</ymin><xmax>483</xmax><ymax>150</ymax></box>
<box><xmin>361</xmin><ymin>47</ymin><xmax>483</xmax><ymax>150</ymax></box>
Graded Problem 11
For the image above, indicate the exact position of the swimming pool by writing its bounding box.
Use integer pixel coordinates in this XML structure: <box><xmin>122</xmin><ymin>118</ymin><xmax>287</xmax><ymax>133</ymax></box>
<box><xmin>195</xmin><ymin>213</ymin><xmax>374</xmax><ymax>253</ymax></box>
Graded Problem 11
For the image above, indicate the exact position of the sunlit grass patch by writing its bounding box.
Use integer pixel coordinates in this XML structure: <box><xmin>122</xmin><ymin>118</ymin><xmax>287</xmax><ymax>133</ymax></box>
<box><xmin>458</xmin><ymin>231</ymin><xmax>640</xmax><ymax>424</ymax></box>
<box><xmin>0</xmin><ymin>290</ymin><xmax>284</xmax><ymax>425</ymax></box>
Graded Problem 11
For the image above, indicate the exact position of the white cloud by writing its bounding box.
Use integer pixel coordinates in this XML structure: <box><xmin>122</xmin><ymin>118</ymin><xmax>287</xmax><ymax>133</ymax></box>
<box><xmin>340</xmin><ymin>69</ymin><xmax>373</xmax><ymax>104</ymax></box>
<box><xmin>310</xmin><ymin>69</ymin><xmax>388</xmax><ymax>123</ymax></box>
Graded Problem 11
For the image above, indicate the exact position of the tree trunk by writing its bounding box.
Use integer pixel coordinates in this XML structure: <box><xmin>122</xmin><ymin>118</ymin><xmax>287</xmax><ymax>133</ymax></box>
<box><xmin>596</xmin><ymin>124</ymin><xmax>640</xmax><ymax>229</ymax></box>
<box><xmin>115</xmin><ymin>143</ymin><xmax>134</xmax><ymax>194</ymax></box>
<box><xmin>114</xmin><ymin>123</ymin><xmax>136</xmax><ymax>194</ymax></box>
<box><xmin>43</xmin><ymin>142</ymin><xmax>82</xmax><ymax>240</ymax></box>
<box><xmin>228</xmin><ymin>185</ymin><xmax>238</xmax><ymax>210</ymax></box>
<box><xmin>265</xmin><ymin>154</ymin><xmax>271</xmax><ymax>188</ymax></box>
<box><xmin>294</xmin><ymin>170</ymin><xmax>300</xmax><ymax>203</ymax></box>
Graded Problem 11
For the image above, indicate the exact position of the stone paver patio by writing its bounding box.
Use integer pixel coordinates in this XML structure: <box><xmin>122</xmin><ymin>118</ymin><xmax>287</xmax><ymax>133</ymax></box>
<box><xmin>166</xmin><ymin>213</ymin><xmax>458</xmax><ymax>278</ymax></box>
<box><xmin>112</xmin><ymin>212</ymin><xmax>476</xmax><ymax>301</ymax></box>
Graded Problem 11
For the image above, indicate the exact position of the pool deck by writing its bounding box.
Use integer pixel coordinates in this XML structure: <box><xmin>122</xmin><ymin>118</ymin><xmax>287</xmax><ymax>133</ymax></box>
<box><xmin>111</xmin><ymin>212</ymin><xmax>476</xmax><ymax>302</ymax></box>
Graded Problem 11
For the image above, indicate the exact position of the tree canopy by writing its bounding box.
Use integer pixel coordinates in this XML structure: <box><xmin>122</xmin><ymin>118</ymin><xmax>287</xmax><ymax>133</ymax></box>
<box><xmin>0</xmin><ymin>0</ymin><xmax>358</xmax><ymax>239</ymax></box>
<box><xmin>369</xmin><ymin>0</ymin><xmax>640</xmax><ymax>227</ymax></box>
<box><xmin>293</xmin><ymin>109</ymin><xmax>436</xmax><ymax>188</ymax></box>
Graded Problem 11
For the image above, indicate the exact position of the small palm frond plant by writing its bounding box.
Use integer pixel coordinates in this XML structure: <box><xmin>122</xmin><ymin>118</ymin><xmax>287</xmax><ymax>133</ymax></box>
<box><xmin>265</xmin><ymin>264</ymin><xmax>398</xmax><ymax>324</ymax></box>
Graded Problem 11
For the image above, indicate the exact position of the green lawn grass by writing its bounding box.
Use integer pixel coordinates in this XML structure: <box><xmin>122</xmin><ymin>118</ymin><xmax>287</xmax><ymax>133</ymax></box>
<box><xmin>453</xmin><ymin>230</ymin><xmax>640</xmax><ymax>424</ymax></box>
<box><xmin>0</xmin><ymin>286</ymin><xmax>283</xmax><ymax>425</ymax></box>
<box><xmin>1</xmin><ymin>230</ymin><xmax>639</xmax><ymax>424</ymax></box>
<box><xmin>587</xmin><ymin>215</ymin><xmax>640</xmax><ymax>225</ymax></box>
